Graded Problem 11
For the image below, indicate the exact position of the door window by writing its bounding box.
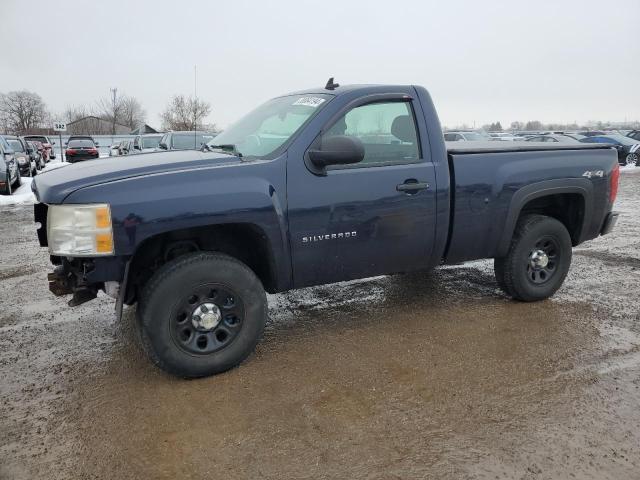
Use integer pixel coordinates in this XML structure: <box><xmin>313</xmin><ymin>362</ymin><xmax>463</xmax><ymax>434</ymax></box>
<box><xmin>323</xmin><ymin>101</ymin><xmax>420</xmax><ymax>168</ymax></box>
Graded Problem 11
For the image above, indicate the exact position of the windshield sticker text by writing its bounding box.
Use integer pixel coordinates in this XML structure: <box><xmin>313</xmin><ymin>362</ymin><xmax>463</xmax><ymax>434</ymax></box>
<box><xmin>293</xmin><ymin>97</ymin><xmax>326</xmax><ymax>108</ymax></box>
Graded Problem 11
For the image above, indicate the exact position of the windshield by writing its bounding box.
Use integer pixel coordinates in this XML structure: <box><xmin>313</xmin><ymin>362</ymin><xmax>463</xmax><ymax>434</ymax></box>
<box><xmin>171</xmin><ymin>133</ymin><xmax>215</xmax><ymax>150</ymax></box>
<box><xmin>7</xmin><ymin>140</ymin><xmax>24</xmax><ymax>152</ymax></box>
<box><xmin>206</xmin><ymin>94</ymin><xmax>332</xmax><ymax>158</ymax></box>
<box><xmin>25</xmin><ymin>136</ymin><xmax>47</xmax><ymax>143</ymax></box>
<box><xmin>68</xmin><ymin>140</ymin><xmax>95</xmax><ymax>148</ymax></box>
<box><xmin>142</xmin><ymin>136</ymin><xmax>161</xmax><ymax>149</ymax></box>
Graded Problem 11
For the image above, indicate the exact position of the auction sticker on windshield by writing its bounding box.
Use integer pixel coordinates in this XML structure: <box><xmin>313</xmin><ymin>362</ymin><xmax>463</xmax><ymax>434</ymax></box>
<box><xmin>293</xmin><ymin>97</ymin><xmax>326</xmax><ymax>108</ymax></box>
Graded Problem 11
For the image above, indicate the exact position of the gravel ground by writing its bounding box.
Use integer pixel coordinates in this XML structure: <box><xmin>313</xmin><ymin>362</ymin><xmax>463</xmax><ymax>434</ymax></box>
<box><xmin>0</xmin><ymin>169</ymin><xmax>639</xmax><ymax>479</ymax></box>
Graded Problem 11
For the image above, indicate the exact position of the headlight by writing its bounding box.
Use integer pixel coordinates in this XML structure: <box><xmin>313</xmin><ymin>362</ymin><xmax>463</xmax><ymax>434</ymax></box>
<box><xmin>18</xmin><ymin>157</ymin><xmax>27</xmax><ymax>165</ymax></box>
<box><xmin>47</xmin><ymin>204</ymin><xmax>114</xmax><ymax>256</ymax></box>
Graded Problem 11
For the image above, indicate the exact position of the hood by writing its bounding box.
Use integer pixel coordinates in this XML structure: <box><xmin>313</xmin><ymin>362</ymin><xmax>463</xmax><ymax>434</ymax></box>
<box><xmin>33</xmin><ymin>150</ymin><xmax>242</xmax><ymax>204</ymax></box>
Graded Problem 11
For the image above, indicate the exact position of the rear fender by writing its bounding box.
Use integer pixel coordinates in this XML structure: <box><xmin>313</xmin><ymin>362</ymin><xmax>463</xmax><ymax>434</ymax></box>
<box><xmin>497</xmin><ymin>178</ymin><xmax>593</xmax><ymax>257</ymax></box>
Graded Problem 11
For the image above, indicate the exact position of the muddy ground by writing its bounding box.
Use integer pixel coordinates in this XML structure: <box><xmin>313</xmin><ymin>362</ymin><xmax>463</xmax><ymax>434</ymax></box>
<box><xmin>1</xmin><ymin>171</ymin><xmax>639</xmax><ymax>480</ymax></box>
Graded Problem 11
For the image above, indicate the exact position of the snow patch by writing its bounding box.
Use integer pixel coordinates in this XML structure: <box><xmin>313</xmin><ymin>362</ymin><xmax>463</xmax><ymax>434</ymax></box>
<box><xmin>0</xmin><ymin>161</ymin><xmax>71</xmax><ymax>207</ymax></box>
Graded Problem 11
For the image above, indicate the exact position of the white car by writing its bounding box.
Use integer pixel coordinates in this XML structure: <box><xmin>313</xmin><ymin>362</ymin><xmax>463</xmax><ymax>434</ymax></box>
<box><xmin>443</xmin><ymin>131</ymin><xmax>487</xmax><ymax>141</ymax></box>
<box><xmin>488</xmin><ymin>133</ymin><xmax>521</xmax><ymax>141</ymax></box>
<box><xmin>132</xmin><ymin>134</ymin><xmax>163</xmax><ymax>153</ymax></box>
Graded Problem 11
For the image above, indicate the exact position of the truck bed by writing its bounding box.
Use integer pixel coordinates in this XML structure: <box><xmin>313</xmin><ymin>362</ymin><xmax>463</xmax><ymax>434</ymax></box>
<box><xmin>444</xmin><ymin>143</ymin><xmax>618</xmax><ymax>264</ymax></box>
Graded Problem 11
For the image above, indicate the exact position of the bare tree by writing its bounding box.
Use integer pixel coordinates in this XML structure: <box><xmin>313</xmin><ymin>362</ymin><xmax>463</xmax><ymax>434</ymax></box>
<box><xmin>160</xmin><ymin>95</ymin><xmax>212</xmax><ymax>131</ymax></box>
<box><xmin>94</xmin><ymin>89</ymin><xmax>146</xmax><ymax>133</ymax></box>
<box><xmin>95</xmin><ymin>88</ymin><xmax>124</xmax><ymax>135</ymax></box>
<box><xmin>0</xmin><ymin>90</ymin><xmax>48</xmax><ymax>134</ymax></box>
<box><xmin>120</xmin><ymin>96</ymin><xmax>146</xmax><ymax>130</ymax></box>
<box><xmin>63</xmin><ymin>104</ymin><xmax>91</xmax><ymax>124</ymax></box>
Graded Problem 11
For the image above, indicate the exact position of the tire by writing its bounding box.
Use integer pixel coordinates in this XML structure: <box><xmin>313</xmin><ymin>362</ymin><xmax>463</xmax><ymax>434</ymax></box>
<box><xmin>137</xmin><ymin>252</ymin><xmax>267</xmax><ymax>378</ymax></box>
<box><xmin>3</xmin><ymin>175</ymin><xmax>12</xmax><ymax>195</ymax></box>
<box><xmin>13</xmin><ymin>170</ymin><xmax>21</xmax><ymax>189</ymax></box>
<box><xmin>625</xmin><ymin>153</ymin><xmax>638</xmax><ymax>167</ymax></box>
<box><xmin>494</xmin><ymin>214</ymin><xmax>572</xmax><ymax>302</ymax></box>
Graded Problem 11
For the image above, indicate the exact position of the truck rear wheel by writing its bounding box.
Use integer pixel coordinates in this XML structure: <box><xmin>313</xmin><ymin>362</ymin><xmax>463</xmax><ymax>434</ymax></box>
<box><xmin>494</xmin><ymin>214</ymin><xmax>572</xmax><ymax>302</ymax></box>
<box><xmin>137</xmin><ymin>252</ymin><xmax>267</xmax><ymax>378</ymax></box>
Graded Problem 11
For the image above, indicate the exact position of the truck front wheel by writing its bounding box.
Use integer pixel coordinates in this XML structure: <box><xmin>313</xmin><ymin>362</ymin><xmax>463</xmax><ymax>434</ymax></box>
<box><xmin>494</xmin><ymin>214</ymin><xmax>572</xmax><ymax>302</ymax></box>
<box><xmin>137</xmin><ymin>252</ymin><xmax>267</xmax><ymax>378</ymax></box>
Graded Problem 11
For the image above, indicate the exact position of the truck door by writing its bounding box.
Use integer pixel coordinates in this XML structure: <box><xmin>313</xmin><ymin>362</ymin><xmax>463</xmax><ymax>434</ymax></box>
<box><xmin>287</xmin><ymin>95</ymin><xmax>438</xmax><ymax>288</ymax></box>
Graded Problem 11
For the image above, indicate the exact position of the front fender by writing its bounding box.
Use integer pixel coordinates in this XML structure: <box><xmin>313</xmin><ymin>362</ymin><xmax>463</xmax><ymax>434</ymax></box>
<box><xmin>64</xmin><ymin>159</ymin><xmax>292</xmax><ymax>290</ymax></box>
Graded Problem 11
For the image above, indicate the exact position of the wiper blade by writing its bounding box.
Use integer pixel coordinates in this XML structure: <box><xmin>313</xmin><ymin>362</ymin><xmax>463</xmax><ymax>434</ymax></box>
<box><xmin>202</xmin><ymin>143</ymin><xmax>242</xmax><ymax>157</ymax></box>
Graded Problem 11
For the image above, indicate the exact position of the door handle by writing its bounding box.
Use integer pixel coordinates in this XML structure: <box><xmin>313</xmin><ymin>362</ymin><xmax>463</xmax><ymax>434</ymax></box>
<box><xmin>396</xmin><ymin>181</ymin><xmax>430</xmax><ymax>193</ymax></box>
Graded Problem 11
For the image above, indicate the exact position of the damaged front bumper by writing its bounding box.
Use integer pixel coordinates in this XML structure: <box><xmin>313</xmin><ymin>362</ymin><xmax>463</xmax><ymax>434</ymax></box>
<box><xmin>36</xmin><ymin>202</ymin><xmax>129</xmax><ymax>311</ymax></box>
<box><xmin>47</xmin><ymin>257</ymin><xmax>125</xmax><ymax>305</ymax></box>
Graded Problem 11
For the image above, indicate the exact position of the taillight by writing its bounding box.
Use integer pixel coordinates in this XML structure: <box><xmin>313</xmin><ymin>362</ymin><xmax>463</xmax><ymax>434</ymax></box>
<box><xmin>609</xmin><ymin>163</ymin><xmax>620</xmax><ymax>203</ymax></box>
<box><xmin>88</xmin><ymin>148</ymin><xmax>98</xmax><ymax>154</ymax></box>
<box><xmin>66</xmin><ymin>149</ymin><xmax>76</xmax><ymax>155</ymax></box>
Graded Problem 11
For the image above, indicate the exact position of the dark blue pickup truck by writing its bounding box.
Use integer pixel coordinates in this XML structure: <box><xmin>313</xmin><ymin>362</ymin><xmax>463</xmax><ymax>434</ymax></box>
<box><xmin>32</xmin><ymin>82</ymin><xmax>620</xmax><ymax>378</ymax></box>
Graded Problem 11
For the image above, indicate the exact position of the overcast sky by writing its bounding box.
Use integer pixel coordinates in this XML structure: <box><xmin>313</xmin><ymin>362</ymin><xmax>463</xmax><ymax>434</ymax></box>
<box><xmin>1</xmin><ymin>0</ymin><xmax>638</xmax><ymax>129</ymax></box>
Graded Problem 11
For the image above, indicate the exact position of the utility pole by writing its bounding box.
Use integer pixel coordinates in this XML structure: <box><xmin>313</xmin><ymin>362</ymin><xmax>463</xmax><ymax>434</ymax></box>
<box><xmin>194</xmin><ymin>65</ymin><xmax>197</xmax><ymax>148</ymax></box>
<box><xmin>110</xmin><ymin>87</ymin><xmax>118</xmax><ymax>136</ymax></box>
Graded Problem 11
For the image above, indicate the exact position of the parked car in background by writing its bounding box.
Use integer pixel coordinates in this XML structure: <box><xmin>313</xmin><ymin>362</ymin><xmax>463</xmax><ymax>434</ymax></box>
<box><xmin>560</xmin><ymin>133</ymin><xmax>586</xmax><ymax>141</ymax></box>
<box><xmin>109</xmin><ymin>142</ymin><xmax>122</xmax><ymax>157</ymax></box>
<box><xmin>65</xmin><ymin>135</ymin><xmax>99</xmax><ymax>147</ymax></box>
<box><xmin>31</xmin><ymin>141</ymin><xmax>49</xmax><ymax>163</ymax></box>
<box><xmin>488</xmin><ymin>133</ymin><xmax>521</xmax><ymax>141</ymax></box>
<box><xmin>25</xmin><ymin>141</ymin><xmax>46</xmax><ymax>170</ymax></box>
<box><xmin>525</xmin><ymin>134</ymin><xmax>581</xmax><ymax>144</ymax></box>
<box><xmin>627</xmin><ymin>130</ymin><xmax>640</xmax><ymax>141</ymax></box>
<box><xmin>578</xmin><ymin>131</ymin><xmax>606</xmax><ymax>137</ymax></box>
<box><xmin>65</xmin><ymin>139</ymin><xmax>100</xmax><ymax>163</ymax></box>
<box><xmin>121</xmin><ymin>139</ymin><xmax>135</xmax><ymax>155</ymax></box>
<box><xmin>157</xmin><ymin>131</ymin><xmax>216</xmax><ymax>151</ymax></box>
<box><xmin>443</xmin><ymin>131</ymin><xmax>487</xmax><ymax>141</ymax></box>
<box><xmin>109</xmin><ymin>140</ymin><xmax>130</xmax><ymax>156</ymax></box>
<box><xmin>23</xmin><ymin>135</ymin><xmax>56</xmax><ymax>160</ymax></box>
<box><xmin>0</xmin><ymin>138</ymin><xmax>21</xmax><ymax>195</ymax></box>
<box><xmin>3</xmin><ymin>136</ymin><xmax>37</xmax><ymax>176</ymax></box>
<box><xmin>132</xmin><ymin>134</ymin><xmax>162</xmax><ymax>153</ymax></box>
<box><xmin>580</xmin><ymin>134</ymin><xmax>640</xmax><ymax>166</ymax></box>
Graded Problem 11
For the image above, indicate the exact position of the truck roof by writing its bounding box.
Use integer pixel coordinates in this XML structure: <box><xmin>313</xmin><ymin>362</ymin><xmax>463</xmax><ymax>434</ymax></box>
<box><xmin>282</xmin><ymin>84</ymin><xmax>413</xmax><ymax>98</ymax></box>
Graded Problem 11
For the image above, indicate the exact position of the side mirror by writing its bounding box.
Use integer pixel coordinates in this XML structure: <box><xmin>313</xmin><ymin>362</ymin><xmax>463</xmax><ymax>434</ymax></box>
<box><xmin>26</xmin><ymin>148</ymin><xmax>33</xmax><ymax>154</ymax></box>
<box><xmin>52</xmin><ymin>141</ymin><xmax>56</xmax><ymax>145</ymax></box>
<box><xmin>308</xmin><ymin>135</ymin><xmax>365</xmax><ymax>170</ymax></box>
<box><xmin>95</xmin><ymin>142</ymin><xmax>99</xmax><ymax>147</ymax></box>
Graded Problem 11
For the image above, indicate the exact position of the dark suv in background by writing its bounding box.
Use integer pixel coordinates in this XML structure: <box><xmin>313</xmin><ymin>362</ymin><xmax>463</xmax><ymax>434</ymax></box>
<box><xmin>3</xmin><ymin>136</ymin><xmax>38</xmax><ymax>176</ymax></box>
<box><xmin>0</xmin><ymin>137</ymin><xmax>21</xmax><ymax>195</ymax></box>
